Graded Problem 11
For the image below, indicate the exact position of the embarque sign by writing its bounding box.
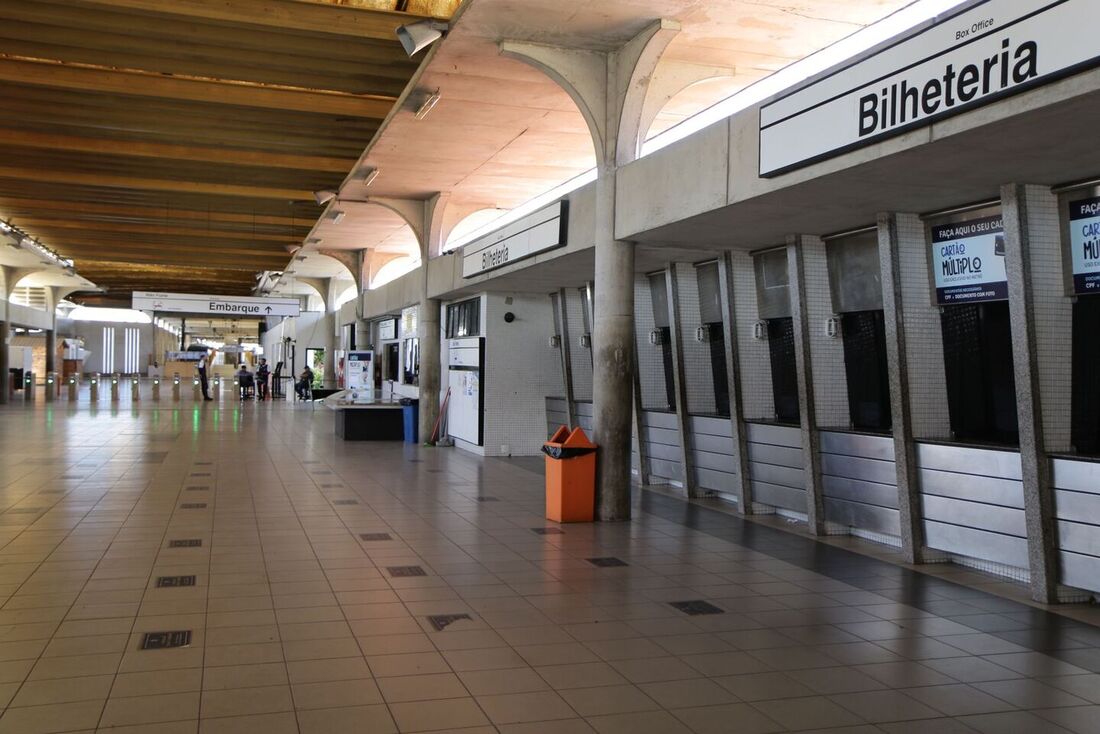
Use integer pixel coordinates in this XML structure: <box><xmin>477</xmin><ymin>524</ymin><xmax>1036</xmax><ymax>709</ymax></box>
<box><xmin>759</xmin><ymin>0</ymin><xmax>1100</xmax><ymax>176</ymax></box>
<box><xmin>132</xmin><ymin>291</ymin><xmax>300</xmax><ymax>317</ymax></box>
<box><xmin>930</xmin><ymin>214</ymin><xmax>1007</xmax><ymax>305</ymax></box>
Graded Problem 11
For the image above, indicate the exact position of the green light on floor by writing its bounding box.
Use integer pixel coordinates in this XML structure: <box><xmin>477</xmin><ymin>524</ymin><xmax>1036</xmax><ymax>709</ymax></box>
<box><xmin>192</xmin><ymin>408</ymin><xmax>200</xmax><ymax>433</ymax></box>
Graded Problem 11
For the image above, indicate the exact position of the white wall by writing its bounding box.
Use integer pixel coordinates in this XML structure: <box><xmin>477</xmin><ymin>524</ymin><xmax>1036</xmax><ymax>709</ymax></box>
<box><xmin>261</xmin><ymin>312</ymin><xmax>334</xmax><ymax>382</ymax></box>
<box><xmin>481</xmin><ymin>292</ymin><xmax>561</xmax><ymax>457</ymax></box>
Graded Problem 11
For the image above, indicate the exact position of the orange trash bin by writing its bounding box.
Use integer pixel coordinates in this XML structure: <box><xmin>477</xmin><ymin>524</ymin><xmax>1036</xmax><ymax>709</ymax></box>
<box><xmin>542</xmin><ymin>426</ymin><xmax>597</xmax><ymax>523</ymax></box>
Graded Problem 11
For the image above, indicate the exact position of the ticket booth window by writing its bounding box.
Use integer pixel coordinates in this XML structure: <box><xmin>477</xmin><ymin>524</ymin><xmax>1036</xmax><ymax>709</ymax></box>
<box><xmin>648</xmin><ymin>272</ymin><xmax>676</xmax><ymax>411</ymax></box>
<box><xmin>841</xmin><ymin>311</ymin><xmax>892</xmax><ymax>431</ymax></box>
<box><xmin>1071</xmin><ymin>297</ymin><xmax>1100</xmax><ymax>453</ymax></box>
<box><xmin>941</xmin><ymin>301</ymin><xmax>1018</xmax><ymax>444</ymax></box>
<box><xmin>767</xmin><ymin>317</ymin><xmax>799</xmax><ymax>423</ymax></box>
<box><xmin>695</xmin><ymin>262</ymin><xmax>729</xmax><ymax>417</ymax></box>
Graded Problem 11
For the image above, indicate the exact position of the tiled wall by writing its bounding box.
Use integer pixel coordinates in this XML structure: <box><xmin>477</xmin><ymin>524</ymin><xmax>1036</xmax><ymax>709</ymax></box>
<box><xmin>732</xmin><ymin>251</ymin><xmax>775</xmax><ymax>421</ymax></box>
<box><xmin>895</xmin><ymin>212</ymin><xmax>951</xmax><ymax>439</ymax></box>
<box><xmin>1023</xmin><ymin>185</ymin><xmax>1073</xmax><ymax>453</ymax></box>
<box><xmin>564</xmin><ymin>288</ymin><xmax>593</xmax><ymax>401</ymax></box>
<box><xmin>800</xmin><ymin>237</ymin><xmax>849</xmax><ymax>428</ymax></box>
<box><xmin>482</xmin><ymin>292</ymin><xmax>562</xmax><ymax>457</ymax></box>
<box><xmin>634</xmin><ymin>273</ymin><xmax>667</xmax><ymax>411</ymax></box>
<box><xmin>674</xmin><ymin>263</ymin><xmax>717</xmax><ymax>415</ymax></box>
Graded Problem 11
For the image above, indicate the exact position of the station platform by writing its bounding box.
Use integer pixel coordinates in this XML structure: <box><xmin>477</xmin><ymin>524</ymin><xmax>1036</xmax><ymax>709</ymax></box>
<box><xmin>0</xmin><ymin>402</ymin><xmax>1096</xmax><ymax>733</ymax></box>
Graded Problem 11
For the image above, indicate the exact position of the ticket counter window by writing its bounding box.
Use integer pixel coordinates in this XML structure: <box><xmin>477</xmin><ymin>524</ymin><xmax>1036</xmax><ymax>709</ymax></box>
<box><xmin>841</xmin><ymin>310</ymin><xmax>892</xmax><ymax>431</ymax></box>
<box><xmin>648</xmin><ymin>272</ymin><xmax>676</xmax><ymax>411</ymax></box>
<box><xmin>941</xmin><ymin>301</ymin><xmax>1018</xmax><ymax>445</ymax></box>
<box><xmin>767</xmin><ymin>317</ymin><xmax>799</xmax><ymax>423</ymax></box>
<box><xmin>1071</xmin><ymin>296</ymin><xmax>1100</xmax><ymax>454</ymax></box>
<box><xmin>695</xmin><ymin>261</ymin><xmax>729</xmax><ymax>418</ymax></box>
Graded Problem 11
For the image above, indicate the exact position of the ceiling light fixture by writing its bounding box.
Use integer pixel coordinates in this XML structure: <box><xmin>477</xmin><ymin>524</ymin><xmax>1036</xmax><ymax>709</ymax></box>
<box><xmin>396</xmin><ymin>20</ymin><xmax>449</xmax><ymax>57</ymax></box>
<box><xmin>362</xmin><ymin>168</ymin><xmax>380</xmax><ymax>186</ymax></box>
<box><xmin>415</xmin><ymin>90</ymin><xmax>441</xmax><ymax>120</ymax></box>
<box><xmin>313</xmin><ymin>190</ymin><xmax>337</xmax><ymax>205</ymax></box>
<box><xmin>329</xmin><ymin>210</ymin><xmax>346</xmax><ymax>224</ymax></box>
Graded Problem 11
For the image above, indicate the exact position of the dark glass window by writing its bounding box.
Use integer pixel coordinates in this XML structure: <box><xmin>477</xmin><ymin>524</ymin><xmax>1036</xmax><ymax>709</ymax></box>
<box><xmin>768</xmin><ymin>317</ymin><xmax>799</xmax><ymax>423</ymax></box>
<box><xmin>941</xmin><ymin>301</ymin><xmax>1018</xmax><ymax>445</ymax></box>
<box><xmin>446</xmin><ymin>298</ymin><xmax>480</xmax><ymax>338</ymax></box>
<box><xmin>1072</xmin><ymin>297</ymin><xmax>1100</xmax><ymax>454</ymax></box>
<box><xmin>841</xmin><ymin>310</ymin><xmax>892</xmax><ymax>431</ymax></box>
<box><xmin>403</xmin><ymin>338</ymin><xmax>419</xmax><ymax>385</ymax></box>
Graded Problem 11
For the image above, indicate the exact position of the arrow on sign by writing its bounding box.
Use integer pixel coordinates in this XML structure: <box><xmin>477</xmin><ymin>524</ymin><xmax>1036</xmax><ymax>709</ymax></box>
<box><xmin>265</xmin><ymin>306</ymin><xmax>272</xmax><ymax>314</ymax></box>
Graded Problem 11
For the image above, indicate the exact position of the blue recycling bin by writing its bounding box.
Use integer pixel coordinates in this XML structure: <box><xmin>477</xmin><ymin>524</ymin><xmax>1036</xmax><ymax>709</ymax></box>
<box><xmin>400</xmin><ymin>398</ymin><xmax>419</xmax><ymax>443</ymax></box>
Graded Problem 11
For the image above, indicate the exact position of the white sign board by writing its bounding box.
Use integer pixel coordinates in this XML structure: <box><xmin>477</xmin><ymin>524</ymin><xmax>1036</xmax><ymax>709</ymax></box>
<box><xmin>1068</xmin><ymin>195</ymin><xmax>1100</xmax><ymax>294</ymax></box>
<box><xmin>132</xmin><ymin>291</ymin><xmax>300</xmax><ymax>318</ymax></box>
<box><xmin>930</xmin><ymin>214</ymin><xmax>1007</xmax><ymax>305</ymax></box>
<box><xmin>345</xmin><ymin>350</ymin><xmax>374</xmax><ymax>403</ymax></box>
<box><xmin>377</xmin><ymin>318</ymin><xmax>397</xmax><ymax>341</ymax></box>
<box><xmin>446</xmin><ymin>337</ymin><xmax>483</xmax><ymax>446</ymax></box>
<box><xmin>462</xmin><ymin>201</ymin><xmax>568</xmax><ymax>278</ymax></box>
<box><xmin>759</xmin><ymin>0</ymin><xmax>1100</xmax><ymax>176</ymax></box>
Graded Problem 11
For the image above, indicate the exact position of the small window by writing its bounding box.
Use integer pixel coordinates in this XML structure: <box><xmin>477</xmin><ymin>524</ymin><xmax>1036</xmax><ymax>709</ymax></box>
<box><xmin>696</xmin><ymin>262</ymin><xmax>729</xmax><ymax>417</ymax></box>
<box><xmin>841</xmin><ymin>310</ymin><xmax>891</xmax><ymax>431</ymax></box>
<box><xmin>648</xmin><ymin>273</ymin><xmax>675</xmax><ymax>411</ymax></box>
<box><xmin>446</xmin><ymin>298</ymin><xmax>480</xmax><ymax>338</ymax></box>
<box><xmin>941</xmin><ymin>301</ymin><xmax>1018</xmax><ymax>445</ymax></box>
<box><xmin>403</xmin><ymin>338</ymin><xmax>420</xmax><ymax>385</ymax></box>
<box><xmin>767</xmin><ymin>317</ymin><xmax>799</xmax><ymax>423</ymax></box>
<box><xmin>1071</xmin><ymin>297</ymin><xmax>1100</xmax><ymax>453</ymax></box>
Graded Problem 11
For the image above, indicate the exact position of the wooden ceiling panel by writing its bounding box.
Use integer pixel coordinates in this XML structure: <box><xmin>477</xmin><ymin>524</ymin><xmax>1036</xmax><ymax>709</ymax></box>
<box><xmin>0</xmin><ymin>0</ymin><xmax>447</xmax><ymax>300</ymax></box>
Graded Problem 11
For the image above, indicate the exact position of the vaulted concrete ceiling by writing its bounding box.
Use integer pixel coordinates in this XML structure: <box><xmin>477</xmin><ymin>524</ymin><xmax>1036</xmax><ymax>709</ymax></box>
<box><xmin>303</xmin><ymin>0</ymin><xmax>914</xmax><ymax>268</ymax></box>
<box><xmin>0</xmin><ymin>0</ymin><xmax>458</xmax><ymax>305</ymax></box>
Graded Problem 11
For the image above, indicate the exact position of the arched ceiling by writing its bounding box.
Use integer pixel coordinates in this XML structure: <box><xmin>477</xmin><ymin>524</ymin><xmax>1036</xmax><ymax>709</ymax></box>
<box><xmin>0</xmin><ymin>0</ymin><xmax>458</xmax><ymax>305</ymax></box>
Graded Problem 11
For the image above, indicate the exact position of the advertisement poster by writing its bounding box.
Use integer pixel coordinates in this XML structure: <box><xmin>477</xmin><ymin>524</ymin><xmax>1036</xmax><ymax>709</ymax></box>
<box><xmin>345</xmin><ymin>350</ymin><xmax>374</xmax><ymax>403</ymax></box>
<box><xmin>1069</xmin><ymin>195</ymin><xmax>1100</xmax><ymax>294</ymax></box>
<box><xmin>931</xmin><ymin>214</ymin><xmax>1007</xmax><ymax>305</ymax></box>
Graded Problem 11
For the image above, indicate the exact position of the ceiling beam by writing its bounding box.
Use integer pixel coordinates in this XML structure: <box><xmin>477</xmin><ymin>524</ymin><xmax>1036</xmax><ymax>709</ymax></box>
<box><xmin>0</xmin><ymin>165</ymin><xmax>315</xmax><ymax>201</ymax></box>
<box><xmin>0</xmin><ymin>129</ymin><xmax>354</xmax><ymax>172</ymax></box>
<box><xmin>71</xmin><ymin>250</ymin><xmax>288</xmax><ymax>269</ymax></box>
<box><xmin>58</xmin><ymin>0</ymin><xmax>439</xmax><ymax>40</ymax></box>
<box><xmin>0</xmin><ymin>198</ymin><xmax>310</xmax><ymax>227</ymax></box>
<box><xmin>18</xmin><ymin>219</ymin><xmax>301</xmax><ymax>242</ymax></box>
<box><xmin>0</xmin><ymin>57</ymin><xmax>396</xmax><ymax>118</ymax></box>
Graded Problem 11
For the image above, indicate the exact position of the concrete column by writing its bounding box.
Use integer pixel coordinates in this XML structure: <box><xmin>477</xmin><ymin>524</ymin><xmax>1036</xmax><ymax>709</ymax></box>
<box><xmin>1001</xmin><ymin>183</ymin><xmax>1064</xmax><ymax>603</ymax></box>
<box><xmin>787</xmin><ymin>236</ymin><xmax>826</xmax><ymax>534</ymax></box>
<box><xmin>418</xmin><ymin>296</ymin><xmax>441</xmax><ymax>443</ymax></box>
<box><xmin>717</xmin><ymin>252</ymin><xmax>754</xmax><ymax>512</ymax></box>
<box><xmin>665</xmin><ymin>266</ymin><xmax>696</xmax><ymax>497</ymax></box>
<box><xmin>878</xmin><ymin>213</ymin><xmax>928</xmax><ymax>564</ymax></box>
<box><xmin>592</xmin><ymin>168</ymin><xmax>636</xmax><ymax>520</ymax></box>
<box><xmin>44</xmin><ymin>329</ymin><xmax>56</xmax><ymax>376</ymax></box>
<box><xmin>0</xmin><ymin>320</ymin><xmax>8</xmax><ymax>405</ymax></box>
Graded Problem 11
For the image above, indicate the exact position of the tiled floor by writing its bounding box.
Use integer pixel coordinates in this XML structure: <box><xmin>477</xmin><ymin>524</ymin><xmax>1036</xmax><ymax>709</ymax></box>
<box><xmin>0</xmin><ymin>400</ymin><xmax>1098</xmax><ymax>733</ymax></box>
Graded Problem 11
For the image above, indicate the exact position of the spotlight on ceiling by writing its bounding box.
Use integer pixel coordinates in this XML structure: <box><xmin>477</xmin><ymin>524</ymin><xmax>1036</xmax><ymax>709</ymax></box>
<box><xmin>396</xmin><ymin>20</ymin><xmax>449</xmax><ymax>57</ymax></box>
<box><xmin>362</xmin><ymin>168</ymin><xmax>380</xmax><ymax>186</ymax></box>
<box><xmin>329</xmin><ymin>210</ymin><xmax>346</xmax><ymax>224</ymax></box>
<box><xmin>313</xmin><ymin>190</ymin><xmax>337</xmax><ymax>205</ymax></box>
<box><xmin>415</xmin><ymin>90</ymin><xmax>441</xmax><ymax>120</ymax></box>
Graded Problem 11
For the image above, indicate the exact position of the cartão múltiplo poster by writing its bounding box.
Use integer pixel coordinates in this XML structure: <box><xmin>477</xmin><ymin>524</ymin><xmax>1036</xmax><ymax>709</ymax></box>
<box><xmin>931</xmin><ymin>214</ymin><xmax>1007</xmax><ymax>305</ymax></box>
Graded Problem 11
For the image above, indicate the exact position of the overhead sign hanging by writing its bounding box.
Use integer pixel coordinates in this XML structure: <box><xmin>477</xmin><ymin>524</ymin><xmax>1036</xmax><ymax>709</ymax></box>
<box><xmin>759</xmin><ymin>0</ymin><xmax>1100</xmax><ymax>176</ymax></box>
<box><xmin>1067</xmin><ymin>195</ymin><xmax>1100</xmax><ymax>294</ymax></box>
<box><xmin>462</xmin><ymin>201</ymin><xmax>568</xmax><ymax>278</ymax></box>
<box><xmin>132</xmin><ymin>291</ymin><xmax>301</xmax><ymax>318</ymax></box>
<box><xmin>930</xmin><ymin>214</ymin><xmax>1007</xmax><ymax>305</ymax></box>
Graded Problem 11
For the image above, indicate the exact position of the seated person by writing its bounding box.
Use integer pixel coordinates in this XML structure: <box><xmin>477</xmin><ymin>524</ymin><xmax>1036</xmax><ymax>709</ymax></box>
<box><xmin>237</xmin><ymin>364</ymin><xmax>255</xmax><ymax>399</ymax></box>
<box><xmin>296</xmin><ymin>367</ymin><xmax>314</xmax><ymax>399</ymax></box>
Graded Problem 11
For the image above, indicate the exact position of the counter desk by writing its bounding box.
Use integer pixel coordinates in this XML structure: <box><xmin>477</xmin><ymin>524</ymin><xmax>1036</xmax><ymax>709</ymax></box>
<box><xmin>326</xmin><ymin>399</ymin><xmax>405</xmax><ymax>441</ymax></box>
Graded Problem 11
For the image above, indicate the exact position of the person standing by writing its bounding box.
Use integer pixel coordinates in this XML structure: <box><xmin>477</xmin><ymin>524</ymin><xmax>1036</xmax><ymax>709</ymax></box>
<box><xmin>197</xmin><ymin>350</ymin><xmax>212</xmax><ymax>401</ymax></box>
<box><xmin>256</xmin><ymin>358</ymin><xmax>270</xmax><ymax>401</ymax></box>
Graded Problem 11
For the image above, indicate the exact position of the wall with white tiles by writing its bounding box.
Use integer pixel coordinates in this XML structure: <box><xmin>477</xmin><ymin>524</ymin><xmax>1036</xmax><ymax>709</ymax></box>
<box><xmin>732</xmin><ymin>251</ymin><xmax>775</xmax><ymax>422</ymax></box>
<box><xmin>674</xmin><ymin>262</ymin><xmax>717</xmax><ymax>415</ymax></box>
<box><xmin>800</xmin><ymin>237</ymin><xmax>850</xmax><ymax>428</ymax></box>
<box><xmin>1023</xmin><ymin>186</ymin><xmax>1073</xmax><ymax>453</ymax></box>
<box><xmin>896</xmin><ymin>213</ymin><xmax>952</xmax><ymax>440</ymax></box>
<box><xmin>634</xmin><ymin>273</ymin><xmax>668</xmax><ymax>411</ymax></box>
<box><xmin>563</xmin><ymin>287</ymin><xmax>593</xmax><ymax>401</ymax></box>
<box><xmin>481</xmin><ymin>292</ymin><xmax>562</xmax><ymax>456</ymax></box>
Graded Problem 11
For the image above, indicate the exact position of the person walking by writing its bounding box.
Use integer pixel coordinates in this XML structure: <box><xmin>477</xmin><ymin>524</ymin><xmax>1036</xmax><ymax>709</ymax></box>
<box><xmin>256</xmin><ymin>358</ymin><xmax>270</xmax><ymax>401</ymax></box>
<box><xmin>197</xmin><ymin>350</ymin><xmax>212</xmax><ymax>401</ymax></box>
